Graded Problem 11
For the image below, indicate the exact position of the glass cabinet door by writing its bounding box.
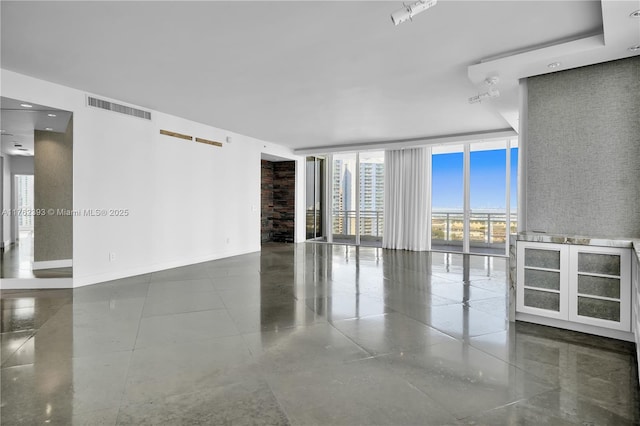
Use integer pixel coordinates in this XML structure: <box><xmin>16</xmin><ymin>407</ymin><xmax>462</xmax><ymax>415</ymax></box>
<box><xmin>569</xmin><ymin>246</ymin><xmax>631</xmax><ymax>331</ymax></box>
<box><xmin>516</xmin><ymin>242</ymin><xmax>569</xmax><ymax>320</ymax></box>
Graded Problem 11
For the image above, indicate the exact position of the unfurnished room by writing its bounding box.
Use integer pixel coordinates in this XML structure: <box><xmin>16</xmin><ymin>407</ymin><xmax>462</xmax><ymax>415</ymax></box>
<box><xmin>1</xmin><ymin>1</ymin><xmax>639</xmax><ymax>425</ymax></box>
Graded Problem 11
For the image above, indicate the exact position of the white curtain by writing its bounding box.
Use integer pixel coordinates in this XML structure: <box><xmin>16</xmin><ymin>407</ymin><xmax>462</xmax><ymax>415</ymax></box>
<box><xmin>383</xmin><ymin>148</ymin><xmax>429</xmax><ymax>251</ymax></box>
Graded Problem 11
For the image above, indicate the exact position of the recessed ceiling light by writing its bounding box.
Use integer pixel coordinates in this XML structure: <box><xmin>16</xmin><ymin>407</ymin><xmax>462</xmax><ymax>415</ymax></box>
<box><xmin>47</xmin><ymin>113</ymin><xmax>57</xmax><ymax>117</ymax></box>
<box><xmin>45</xmin><ymin>127</ymin><xmax>53</xmax><ymax>131</ymax></box>
<box><xmin>628</xmin><ymin>45</ymin><xmax>640</xmax><ymax>52</ymax></box>
<box><xmin>630</xmin><ymin>9</ymin><xmax>640</xmax><ymax>18</ymax></box>
<box><xmin>20</xmin><ymin>103</ymin><xmax>33</xmax><ymax>108</ymax></box>
<box><xmin>548</xmin><ymin>62</ymin><xmax>561</xmax><ymax>69</ymax></box>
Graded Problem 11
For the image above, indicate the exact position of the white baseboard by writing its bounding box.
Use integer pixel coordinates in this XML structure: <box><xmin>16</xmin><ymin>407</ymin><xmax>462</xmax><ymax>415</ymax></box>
<box><xmin>73</xmin><ymin>246</ymin><xmax>260</xmax><ymax>288</ymax></box>
<box><xmin>2</xmin><ymin>247</ymin><xmax>262</xmax><ymax>289</ymax></box>
<box><xmin>32</xmin><ymin>259</ymin><xmax>73</xmax><ymax>270</ymax></box>
<box><xmin>516</xmin><ymin>312</ymin><xmax>635</xmax><ymax>342</ymax></box>
<box><xmin>0</xmin><ymin>278</ymin><xmax>73</xmax><ymax>290</ymax></box>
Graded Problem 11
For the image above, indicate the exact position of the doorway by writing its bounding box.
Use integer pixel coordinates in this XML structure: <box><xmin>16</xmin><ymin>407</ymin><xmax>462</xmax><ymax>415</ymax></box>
<box><xmin>0</xmin><ymin>97</ymin><xmax>73</xmax><ymax>280</ymax></box>
<box><xmin>328</xmin><ymin>151</ymin><xmax>385</xmax><ymax>247</ymax></box>
<box><xmin>261</xmin><ymin>157</ymin><xmax>296</xmax><ymax>243</ymax></box>
<box><xmin>12</xmin><ymin>174</ymin><xmax>35</xmax><ymax>274</ymax></box>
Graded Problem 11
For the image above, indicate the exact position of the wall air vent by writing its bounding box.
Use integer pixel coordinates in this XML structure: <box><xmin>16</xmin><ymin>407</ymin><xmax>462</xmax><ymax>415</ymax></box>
<box><xmin>86</xmin><ymin>96</ymin><xmax>151</xmax><ymax>120</ymax></box>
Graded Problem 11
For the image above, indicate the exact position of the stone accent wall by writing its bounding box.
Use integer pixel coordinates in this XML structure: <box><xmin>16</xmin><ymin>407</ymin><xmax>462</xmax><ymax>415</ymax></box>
<box><xmin>272</xmin><ymin>161</ymin><xmax>296</xmax><ymax>243</ymax></box>
<box><xmin>261</xmin><ymin>160</ymin><xmax>295</xmax><ymax>243</ymax></box>
<box><xmin>261</xmin><ymin>160</ymin><xmax>274</xmax><ymax>243</ymax></box>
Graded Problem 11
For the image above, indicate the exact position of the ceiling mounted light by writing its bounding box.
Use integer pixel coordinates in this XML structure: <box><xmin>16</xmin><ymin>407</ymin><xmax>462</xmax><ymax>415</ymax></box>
<box><xmin>548</xmin><ymin>62</ymin><xmax>561</xmax><ymax>69</ymax></box>
<box><xmin>45</xmin><ymin>127</ymin><xmax>53</xmax><ymax>131</ymax></box>
<box><xmin>391</xmin><ymin>0</ymin><xmax>437</xmax><ymax>26</ymax></box>
<box><xmin>14</xmin><ymin>144</ymin><xmax>22</xmax><ymax>147</ymax></box>
<box><xmin>468</xmin><ymin>90</ymin><xmax>500</xmax><ymax>104</ymax></box>
<box><xmin>469</xmin><ymin>76</ymin><xmax>500</xmax><ymax>104</ymax></box>
<box><xmin>630</xmin><ymin>9</ymin><xmax>640</xmax><ymax>18</ymax></box>
<box><xmin>17</xmin><ymin>148</ymin><xmax>28</xmax><ymax>151</ymax></box>
<box><xmin>628</xmin><ymin>45</ymin><xmax>640</xmax><ymax>52</ymax></box>
<box><xmin>47</xmin><ymin>113</ymin><xmax>56</xmax><ymax>117</ymax></box>
<box><xmin>20</xmin><ymin>103</ymin><xmax>33</xmax><ymax>108</ymax></box>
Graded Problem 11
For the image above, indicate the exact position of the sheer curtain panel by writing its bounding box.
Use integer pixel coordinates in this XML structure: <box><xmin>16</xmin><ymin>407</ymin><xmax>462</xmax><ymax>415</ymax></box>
<box><xmin>383</xmin><ymin>148</ymin><xmax>429</xmax><ymax>251</ymax></box>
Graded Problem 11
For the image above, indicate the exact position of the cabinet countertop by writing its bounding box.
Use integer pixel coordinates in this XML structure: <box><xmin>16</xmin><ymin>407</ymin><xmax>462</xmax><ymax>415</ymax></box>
<box><xmin>516</xmin><ymin>232</ymin><xmax>640</xmax><ymax>251</ymax></box>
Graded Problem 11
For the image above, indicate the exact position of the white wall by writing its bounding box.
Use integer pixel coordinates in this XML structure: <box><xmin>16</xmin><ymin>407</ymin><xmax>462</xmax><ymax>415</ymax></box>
<box><xmin>1</xmin><ymin>154</ymin><xmax>11</xmax><ymax>248</ymax></box>
<box><xmin>1</xmin><ymin>69</ymin><xmax>306</xmax><ymax>287</ymax></box>
<box><xmin>10</xmin><ymin>156</ymin><xmax>34</xmax><ymax>175</ymax></box>
<box><xmin>0</xmin><ymin>154</ymin><xmax>28</xmax><ymax>247</ymax></box>
<box><xmin>259</xmin><ymin>143</ymin><xmax>307</xmax><ymax>244</ymax></box>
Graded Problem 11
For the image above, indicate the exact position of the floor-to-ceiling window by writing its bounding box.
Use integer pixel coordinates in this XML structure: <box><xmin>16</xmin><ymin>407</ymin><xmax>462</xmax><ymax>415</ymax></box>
<box><xmin>358</xmin><ymin>151</ymin><xmax>384</xmax><ymax>247</ymax></box>
<box><xmin>331</xmin><ymin>153</ymin><xmax>357</xmax><ymax>245</ymax></box>
<box><xmin>308</xmin><ymin>151</ymin><xmax>385</xmax><ymax>247</ymax></box>
<box><xmin>510</xmin><ymin>140</ymin><xmax>519</xmax><ymax>235</ymax></box>
<box><xmin>15</xmin><ymin>174</ymin><xmax>34</xmax><ymax>235</ymax></box>
<box><xmin>308</xmin><ymin>141</ymin><xmax>514</xmax><ymax>254</ymax></box>
<box><xmin>306</xmin><ymin>156</ymin><xmax>325</xmax><ymax>240</ymax></box>
<box><xmin>431</xmin><ymin>145</ymin><xmax>464</xmax><ymax>252</ymax></box>
<box><xmin>469</xmin><ymin>141</ymin><xmax>507</xmax><ymax>254</ymax></box>
<box><xmin>431</xmin><ymin>139</ymin><xmax>517</xmax><ymax>256</ymax></box>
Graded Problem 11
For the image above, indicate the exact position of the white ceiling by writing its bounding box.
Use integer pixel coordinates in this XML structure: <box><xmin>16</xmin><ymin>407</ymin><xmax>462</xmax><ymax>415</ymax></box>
<box><xmin>1</xmin><ymin>1</ymin><xmax>638</xmax><ymax>152</ymax></box>
<box><xmin>1</xmin><ymin>97</ymin><xmax>72</xmax><ymax>156</ymax></box>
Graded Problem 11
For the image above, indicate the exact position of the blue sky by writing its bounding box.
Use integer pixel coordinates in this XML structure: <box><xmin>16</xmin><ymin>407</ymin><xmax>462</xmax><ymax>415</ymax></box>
<box><xmin>432</xmin><ymin>148</ymin><xmax>518</xmax><ymax>210</ymax></box>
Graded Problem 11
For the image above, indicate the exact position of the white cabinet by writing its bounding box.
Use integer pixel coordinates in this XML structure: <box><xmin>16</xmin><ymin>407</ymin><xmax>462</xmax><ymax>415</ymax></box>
<box><xmin>517</xmin><ymin>241</ymin><xmax>631</xmax><ymax>333</ymax></box>
<box><xmin>568</xmin><ymin>245</ymin><xmax>631</xmax><ymax>331</ymax></box>
<box><xmin>517</xmin><ymin>242</ymin><xmax>569</xmax><ymax>320</ymax></box>
<box><xmin>633</xmin><ymin>250</ymin><xmax>639</xmax><ymax>345</ymax></box>
<box><xmin>632</xmin><ymin>249</ymin><xmax>640</xmax><ymax>385</ymax></box>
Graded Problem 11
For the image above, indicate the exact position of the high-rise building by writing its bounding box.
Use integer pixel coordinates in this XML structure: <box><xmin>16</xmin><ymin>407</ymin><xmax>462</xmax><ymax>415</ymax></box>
<box><xmin>16</xmin><ymin>175</ymin><xmax>34</xmax><ymax>230</ymax></box>
<box><xmin>359</xmin><ymin>162</ymin><xmax>384</xmax><ymax>237</ymax></box>
<box><xmin>332</xmin><ymin>158</ymin><xmax>384</xmax><ymax>237</ymax></box>
<box><xmin>332</xmin><ymin>160</ymin><xmax>344</xmax><ymax>234</ymax></box>
<box><xmin>342</xmin><ymin>168</ymin><xmax>353</xmax><ymax>234</ymax></box>
<box><xmin>332</xmin><ymin>159</ymin><xmax>355</xmax><ymax>235</ymax></box>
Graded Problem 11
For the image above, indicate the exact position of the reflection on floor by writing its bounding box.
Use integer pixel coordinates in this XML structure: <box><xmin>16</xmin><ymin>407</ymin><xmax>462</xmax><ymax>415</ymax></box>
<box><xmin>1</xmin><ymin>243</ymin><xmax>638</xmax><ymax>424</ymax></box>
<box><xmin>430</xmin><ymin>243</ymin><xmax>507</xmax><ymax>256</ymax></box>
<box><xmin>331</xmin><ymin>236</ymin><xmax>384</xmax><ymax>248</ymax></box>
<box><xmin>320</xmin><ymin>238</ymin><xmax>507</xmax><ymax>255</ymax></box>
<box><xmin>1</xmin><ymin>230</ymin><xmax>72</xmax><ymax>279</ymax></box>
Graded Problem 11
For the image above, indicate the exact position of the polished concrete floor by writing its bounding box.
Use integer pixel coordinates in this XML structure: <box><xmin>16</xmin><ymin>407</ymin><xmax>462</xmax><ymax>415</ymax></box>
<box><xmin>1</xmin><ymin>243</ymin><xmax>638</xmax><ymax>425</ymax></box>
<box><xmin>323</xmin><ymin>237</ymin><xmax>506</xmax><ymax>256</ymax></box>
<box><xmin>1</xmin><ymin>230</ymin><xmax>72</xmax><ymax>279</ymax></box>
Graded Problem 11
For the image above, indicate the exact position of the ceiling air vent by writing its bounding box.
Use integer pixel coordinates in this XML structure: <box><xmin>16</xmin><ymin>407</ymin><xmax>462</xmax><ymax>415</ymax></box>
<box><xmin>86</xmin><ymin>96</ymin><xmax>151</xmax><ymax>120</ymax></box>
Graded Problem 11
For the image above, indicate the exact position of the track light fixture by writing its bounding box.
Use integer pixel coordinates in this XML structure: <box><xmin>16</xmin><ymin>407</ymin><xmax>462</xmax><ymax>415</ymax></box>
<box><xmin>468</xmin><ymin>90</ymin><xmax>500</xmax><ymax>104</ymax></box>
<box><xmin>468</xmin><ymin>76</ymin><xmax>500</xmax><ymax>104</ymax></box>
<box><xmin>391</xmin><ymin>0</ymin><xmax>438</xmax><ymax>25</ymax></box>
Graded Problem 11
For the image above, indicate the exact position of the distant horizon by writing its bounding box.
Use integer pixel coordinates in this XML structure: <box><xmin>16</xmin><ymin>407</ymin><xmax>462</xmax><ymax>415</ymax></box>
<box><xmin>432</xmin><ymin>208</ymin><xmax>518</xmax><ymax>213</ymax></box>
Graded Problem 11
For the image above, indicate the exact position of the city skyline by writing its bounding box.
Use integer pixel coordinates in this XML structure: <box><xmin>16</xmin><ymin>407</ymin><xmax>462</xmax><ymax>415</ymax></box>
<box><xmin>332</xmin><ymin>154</ymin><xmax>385</xmax><ymax>236</ymax></box>
<box><xmin>330</xmin><ymin>147</ymin><xmax>518</xmax><ymax>242</ymax></box>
